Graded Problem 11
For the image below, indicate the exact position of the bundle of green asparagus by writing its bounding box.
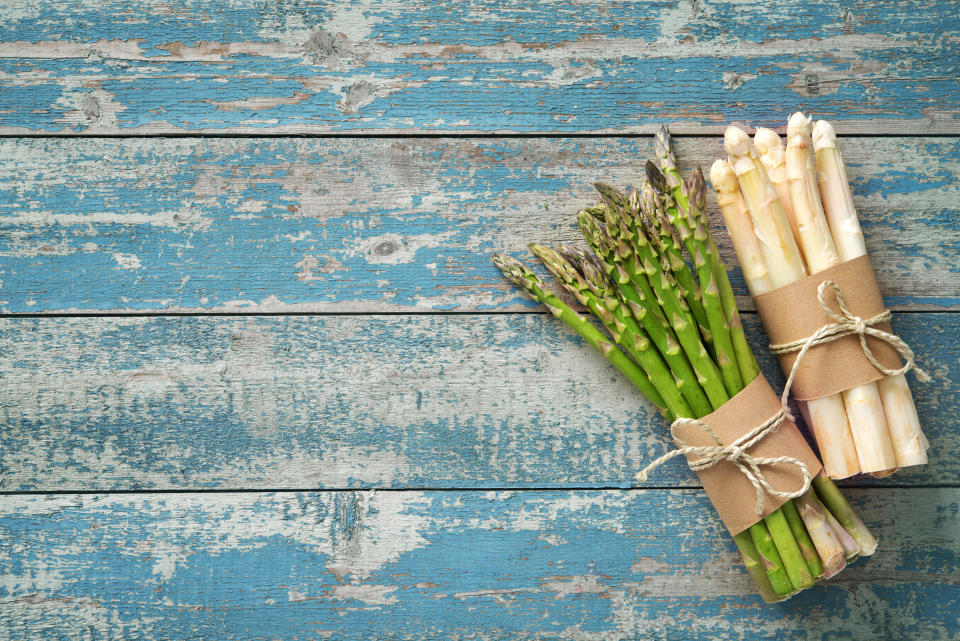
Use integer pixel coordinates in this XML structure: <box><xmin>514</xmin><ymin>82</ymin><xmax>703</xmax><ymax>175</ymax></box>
<box><xmin>713</xmin><ymin>113</ymin><xmax>928</xmax><ymax>479</ymax></box>
<box><xmin>491</xmin><ymin>128</ymin><xmax>875</xmax><ymax>601</ymax></box>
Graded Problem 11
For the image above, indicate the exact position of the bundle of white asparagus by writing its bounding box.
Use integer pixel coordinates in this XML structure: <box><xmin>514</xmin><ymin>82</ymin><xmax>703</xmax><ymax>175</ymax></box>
<box><xmin>710</xmin><ymin>113</ymin><xmax>928</xmax><ymax>479</ymax></box>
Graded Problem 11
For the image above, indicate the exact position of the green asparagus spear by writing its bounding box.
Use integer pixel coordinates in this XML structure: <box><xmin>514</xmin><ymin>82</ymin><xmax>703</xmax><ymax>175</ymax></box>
<box><xmin>686</xmin><ymin>165</ymin><xmax>759</xmax><ymax>383</ymax></box>
<box><xmin>638</xmin><ymin>182</ymin><xmax>712</xmax><ymax>345</ymax></box>
<box><xmin>764</xmin><ymin>508</ymin><xmax>814</xmax><ymax>589</ymax></box>
<box><xmin>491</xmin><ymin>254</ymin><xmax>671</xmax><ymax>419</ymax></box>
<box><xmin>748</xmin><ymin>521</ymin><xmax>795</xmax><ymax>596</ymax></box>
<box><xmin>733</xmin><ymin>531</ymin><xmax>784</xmax><ymax>603</ymax></box>
<box><xmin>655</xmin><ymin>126</ymin><xmax>759</xmax><ymax>383</ymax></box>
<box><xmin>648</xmin><ymin>161</ymin><xmax>742</xmax><ymax>396</ymax></box>
<box><xmin>529</xmin><ymin>244</ymin><xmax>694</xmax><ymax>419</ymax></box>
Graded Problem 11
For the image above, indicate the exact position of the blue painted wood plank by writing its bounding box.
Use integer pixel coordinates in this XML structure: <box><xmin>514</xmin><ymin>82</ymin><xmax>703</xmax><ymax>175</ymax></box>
<box><xmin>1</xmin><ymin>136</ymin><xmax>957</xmax><ymax>314</ymax></box>
<box><xmin>0</xmin><ymin>313</ymin><xmax>950</xmax><ymax>491</ymax></box>
<box><xmin>1</xmin><ymin>488</ymin><xmax>956</xmax><ymax>639</ymax></box>
<box><xmin>0</xmin><ymin>1</ymin><xmax>957</xmax><ymax>134</ymax></box>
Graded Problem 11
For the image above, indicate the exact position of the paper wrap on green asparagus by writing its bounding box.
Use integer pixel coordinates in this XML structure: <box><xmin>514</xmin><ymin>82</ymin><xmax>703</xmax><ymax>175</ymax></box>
<box><xmin>676</xmin><ymin>375</ymin><xmax>822</xmax><ymax>535</ymax></box>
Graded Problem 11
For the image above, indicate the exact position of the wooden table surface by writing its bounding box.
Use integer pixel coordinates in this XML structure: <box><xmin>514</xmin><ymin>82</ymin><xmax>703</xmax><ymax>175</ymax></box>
<box><xmin>1</xmin><ymin>2</ymin><xmax>958</xmax><ymax>639</ymax></box>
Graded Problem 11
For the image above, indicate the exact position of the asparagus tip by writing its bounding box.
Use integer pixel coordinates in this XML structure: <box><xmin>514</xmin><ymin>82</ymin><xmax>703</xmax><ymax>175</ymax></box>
<box><xmin>811</xmin><ymin>119</ymin><xmax>837</xmax><ymax>150</ymax></box>
<box><xmin>723</xmin><ymin>126</ymin><xmax>753</xmax><ymax>157</ymax></box>
<box><xmin>491</xmin><ymin>254</ymin><xmax>531</xmax><ymax>290</ymax></box>
<box><xmin>752</xmin><ymin>127</ymin><xmax>782</xmax><ymax>155</ymax></box>
<box><xmin>786</xmin><ymin>111</ymin><xmax>811</xmax><ymax>137</ymax></box>
<box><xmin>654</xmin><ymin>125</ymin><xmax>672</xmax><ymax>155</ymax></box>
<box><xmin>709</xmin><ymin>158</ymin><xmax>737</xmax><ymax>191</ymax></box>
<box><xmin>645</xmin><ymin>160</ymin><xmax>668</xmax><ymax>192</ymax></box>
<box><xmin>687</xmin><ymin>166</ymin><xmax>706</xmax><ymax>209</ymax></box>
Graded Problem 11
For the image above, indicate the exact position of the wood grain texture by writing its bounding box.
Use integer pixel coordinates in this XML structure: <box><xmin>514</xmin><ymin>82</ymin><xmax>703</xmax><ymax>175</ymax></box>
<box><xmin>2</xmin><ymin>136</ymin><xmax>957</xmax><ymax>314</ymax></box>
<box><xmin>3</xmin><ymin>1</ymin><xmax>959</xmax><ymax>635</ymax></box>
<box><xmin>0</xmin><ymin>1</ymin><xmax>958</xmax><ymax>134</ymax></box>
<box><xmin>1</xmin><ymin>489</ymin><xmax>957</xmax><ymax>640</ymax></box>
<box><xmin>1</xmin><ymin>313</ymin><xmax>950</xmax><ymax>491</ymax></box>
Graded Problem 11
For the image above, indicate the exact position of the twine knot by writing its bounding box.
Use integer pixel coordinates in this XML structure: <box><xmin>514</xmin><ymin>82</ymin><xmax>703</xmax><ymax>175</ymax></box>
<box><xmin>850</xmin><ymin>314</ymin><xmax>866</xmax><ymax>334</ymax></box>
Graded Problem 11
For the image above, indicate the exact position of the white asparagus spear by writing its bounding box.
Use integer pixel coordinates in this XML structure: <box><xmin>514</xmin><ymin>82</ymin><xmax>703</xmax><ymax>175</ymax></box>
<box><xmin>801</xmin><ymin>391</ymin><xmax>860</xmax><ymax>479</ymax></box>
<box><xmin>720</xmin><ymin>129</ymin><xmax>860</xmax><ymax>479</ymax></box>
<box><xmin>784</xmin><ymin>113</ymin><xmax>841</xmax><ymax>274</ymax></box>
<box><xmin>812</xmin><ymin>119</ymin><xmax>928</xmax><ymax>468</ymax></box>
<box><xmin>754</xmin><ymin>127</ymin><xmax>801</xmax><ymax>248</ymax></box>
<box><xmin>724</xmin><ymin>127</ymin><xmax>806</xmax><ymax>283</ymax></box>
<box><xmin>787</xmin><ymin>113</ymin><xmax>897</xmax><ymax>475</ymax></box>
<box><xmin>709</xmin><ymin>159</ymin><xmax>773</xmax><ymax>296</ymax></box>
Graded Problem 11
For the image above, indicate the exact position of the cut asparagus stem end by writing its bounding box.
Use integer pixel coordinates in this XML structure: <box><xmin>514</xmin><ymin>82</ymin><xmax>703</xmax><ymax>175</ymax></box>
<box><xmin>800</xmin><ymin>396</ymin><xmax>861</xmax><ymax>480</ymax></box>
<box><xmin>877</xmin><ymin>374</ymin><xmax>929</xmax><ymax>467</ymax></box>
<box><xmin>794</xmin><ymin>490</ymin><xmax>846</xmax><ymax>577</ymax></box>
<box><xmin>824</xmin><ymin>508</ymin><xmax>860</xmax><ymax>560</ymax></box>
<box><xmin>842</xmin><ymin>384</ymin><xmax>898</xmax><ymax>473</ymax></box>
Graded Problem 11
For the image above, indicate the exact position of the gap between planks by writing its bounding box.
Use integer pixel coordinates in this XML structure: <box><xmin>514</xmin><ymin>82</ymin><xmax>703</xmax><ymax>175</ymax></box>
<box><xmin>4</xmin><ymin>484</ymin><xmax>955</xmax><ymax>497</ymax></box>
<box><xmin>1</xmin><ymin>132</ymin><xmax>958</xmax><ymax>140</ymax></box>
<box><xmin>0</xmin><ymin>309</ymin><xmax>951</xmax><ymax>319</ymax></box>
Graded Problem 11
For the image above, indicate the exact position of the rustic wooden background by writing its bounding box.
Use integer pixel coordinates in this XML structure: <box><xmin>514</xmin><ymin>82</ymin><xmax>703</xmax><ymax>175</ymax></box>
<box><xmin>1</xmin><ymin>1</ymin><xmax>958</xmax><ymax>639</ymax></box>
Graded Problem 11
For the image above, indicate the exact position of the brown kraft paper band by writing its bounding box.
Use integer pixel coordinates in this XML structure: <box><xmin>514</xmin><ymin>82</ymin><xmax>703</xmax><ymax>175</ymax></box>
<box><xmin>753</xmin><ymin>255</ymin><xmax>902</xmax><ymax>401</ymax></box>
<box><xmin>672</xmin><ymin>375</ymin><xmax>822</xmax><ymax>536</ymax></box>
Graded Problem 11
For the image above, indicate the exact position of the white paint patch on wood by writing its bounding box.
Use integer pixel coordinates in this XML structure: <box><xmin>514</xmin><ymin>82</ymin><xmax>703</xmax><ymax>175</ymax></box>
<box><xmin>3</xmin><ymin>489</ymin><xmax>957</xmax><ymax>638</ymax></box>
<box><xmin>112</xmin><ymin>253</ymin><xmax>141</xmax><ymax>269</ymax></box>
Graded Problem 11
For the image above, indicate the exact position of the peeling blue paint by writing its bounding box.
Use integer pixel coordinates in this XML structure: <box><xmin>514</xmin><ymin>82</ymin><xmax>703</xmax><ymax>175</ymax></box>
<box><xmin>0</xmin><ymin>489</ymin><xmax>957</xmax><ymax>639</ymax></box>
<box><xmin>1</xmin><ymin>3</ymin><xmax>957</xmax><ymax>637</ymax></box>
<box><xmin>0</xmin><ymin>137</ymin><xmax>956</xmax><ymax>313</ymax></box>
<box><xmin>0</xmin><ymin>313</ymin><xmax>952</xmax><ymax>491</ymax></box>
<box><xmin>0</xmin><ymin>1</ymin><xmax>957</xmax><ymax>132</ymax></box>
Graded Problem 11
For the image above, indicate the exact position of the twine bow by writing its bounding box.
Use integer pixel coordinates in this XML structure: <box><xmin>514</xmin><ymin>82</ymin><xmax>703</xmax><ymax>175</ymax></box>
<box><xmin>636</xmin><ymin>279</ymin><xmax>928</xmax><ymax>517</ymax></box>
<box><xmin>768</xmin><ymin>280</ymin><xmax>930</xmax><ymax>384</ymax></box>
<box><xmin>636</xmin><ymin>398</ymin><xmax>810</xmax><ymax>516</ymax></box>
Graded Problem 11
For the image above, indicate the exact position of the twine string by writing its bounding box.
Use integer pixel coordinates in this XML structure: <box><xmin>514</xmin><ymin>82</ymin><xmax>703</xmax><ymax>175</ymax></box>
<box><xmin>635</xmin><ymin>279</ymin><xmax>928</xmax><ymax>516</ymax></box>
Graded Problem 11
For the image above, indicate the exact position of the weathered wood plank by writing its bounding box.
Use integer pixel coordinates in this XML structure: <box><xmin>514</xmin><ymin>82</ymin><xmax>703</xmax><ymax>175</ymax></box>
<box><xmin>1</xmin><ymin>313</ymin><xmax>950</xmax><ymax>491</ymax></box>
<box><xmin>2</xmin><ymin>136</ymin><xmax>957</xmax><ymax>314</ymax></box>
<box><xmin>1</xmin><ymin>488</ymin><xmax>956</xmax><ymax>640</ymax></box>
<box><xmin>0</xmin><ymin>1</ymin><xmax>957</xmax><ymax>134</ymax></box>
